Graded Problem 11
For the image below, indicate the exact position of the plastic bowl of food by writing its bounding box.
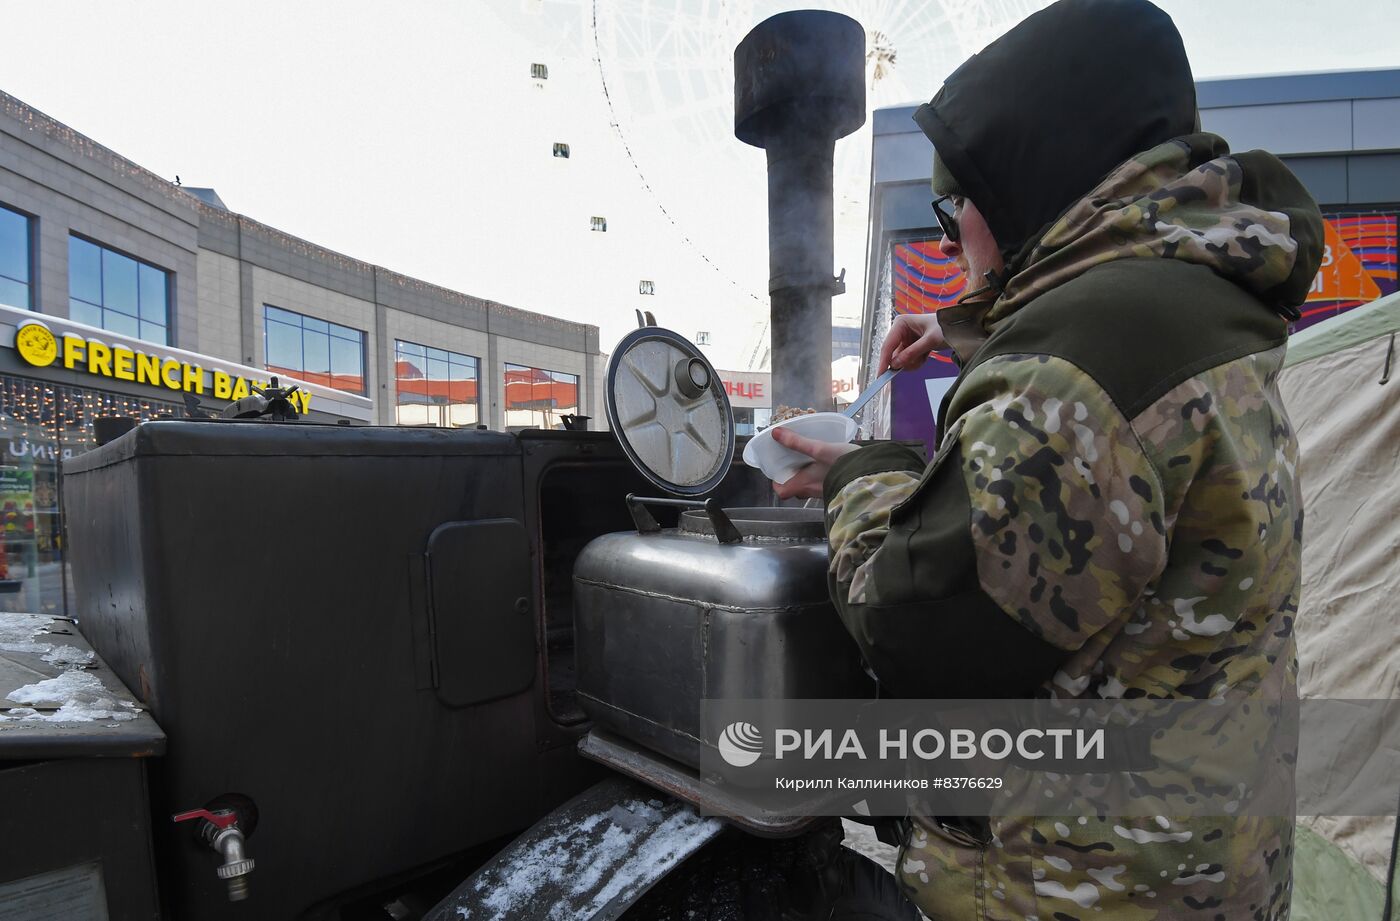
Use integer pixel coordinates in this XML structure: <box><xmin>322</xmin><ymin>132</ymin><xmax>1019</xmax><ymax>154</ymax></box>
<box><xmin>743</xmin><ymin>411</ymin><xmax>859</xmax><ymax>484</ymax></box>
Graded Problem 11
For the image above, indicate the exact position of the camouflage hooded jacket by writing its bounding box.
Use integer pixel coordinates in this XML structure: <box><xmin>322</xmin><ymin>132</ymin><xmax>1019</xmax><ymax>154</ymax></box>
<box><xmin>824</xmin><ymin>92</ymin><xmax>1325</xmax><ymax>921</ymax></box>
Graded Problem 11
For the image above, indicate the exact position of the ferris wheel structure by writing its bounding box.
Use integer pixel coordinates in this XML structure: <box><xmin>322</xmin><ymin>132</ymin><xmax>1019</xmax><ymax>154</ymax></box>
<box><xmin>581</xmin><ymin>0</ymin><xmax>1049</xmax><ymax>370</ymax></box>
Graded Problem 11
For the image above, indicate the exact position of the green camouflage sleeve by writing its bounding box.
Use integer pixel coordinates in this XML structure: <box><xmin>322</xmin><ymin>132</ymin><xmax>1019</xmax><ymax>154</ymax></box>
<box><xmin>946</xmin><ymin>353</ymin><xmax>1169</xmax><ymax>652</ymax></box>
<box><xmin>824</xmin><ymin>443</ymin><xmax>925</xmax><ymax>607</ymax></box>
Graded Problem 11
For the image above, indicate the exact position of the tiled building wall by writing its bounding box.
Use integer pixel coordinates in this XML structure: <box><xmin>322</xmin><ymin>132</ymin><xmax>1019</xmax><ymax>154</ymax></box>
<box><xmin>194</xmin><ymin>250</ymin><xmax>242</xmax><ymax>363</ymax></box>
<box><xmin>0</xmin><ymin>90</ymin><xmax>602</xmax><ymax>427</ymax></box>
<box><xmin>0</xmin><ymin>94</ymin><xmax>200</xmax><ymax>346</ymax></box>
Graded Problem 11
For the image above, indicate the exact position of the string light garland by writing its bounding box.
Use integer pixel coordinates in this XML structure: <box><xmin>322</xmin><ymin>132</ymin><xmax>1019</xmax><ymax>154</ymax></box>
<box><xmin>1</xmin><ymin>375</ymin><xmax>181</xmax><ymax>447</ymax></box>
<box><xmin>590</xmin><ymin>0</ymin><xmax>766</xmax><ymax>307</ymax></box>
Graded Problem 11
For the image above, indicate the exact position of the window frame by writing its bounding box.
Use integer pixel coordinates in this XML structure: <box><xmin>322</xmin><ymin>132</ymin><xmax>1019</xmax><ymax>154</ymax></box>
<box><xmin>0</xmin><ymin>202</ymin><xmax>37</xmax><ymax>311</ymax></box>
<box><xmin>262</xmin><ymin>303</ymin><xmax>368</xmax><ymax>397</ymax></box>
<box><xmin>502</xmin><ymin>361</ymin><xmax>581</xmax><ymax>431</ymax></box>
<box><xmin>67</xmin><ymin>232</ymin><xmax>172</xmax><ymax>344</ymax></box>
<box><xmin>393</xmin><ymin>338</ymin><xmax>481</xmax><ymax>428</ymax></box>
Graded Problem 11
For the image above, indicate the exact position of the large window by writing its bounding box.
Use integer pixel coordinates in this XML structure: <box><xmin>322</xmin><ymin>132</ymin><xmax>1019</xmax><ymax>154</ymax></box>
<box><xmin>394</xmin><ymin>340</ymin><xmax>479</xmax><ymax>427</ymax></box>
<box><xmin>1</xmin><ymin>374</ymin><xmax>181</xmax><ymax>617</ymax></box>
<box><xmin>264</xmin><ymin>305</ymin><xmax>366</xmax><ymax>395</ymax></box>
<box><xmin>68</xmin><ymin>235</ymin><xmax>170</xmax><ymax>344</ymax></box>
<box><xmin>0</xmin><ymin>205</ymin><xmax>34</xmax><ymax>310</ymax></box>
<box><xmin>503</xmin><ymin>363</ymin><xmax>579</xmax><ymax>430</ymax></box>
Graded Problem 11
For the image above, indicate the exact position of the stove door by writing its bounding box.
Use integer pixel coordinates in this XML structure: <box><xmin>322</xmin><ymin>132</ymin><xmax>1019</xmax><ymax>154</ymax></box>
<box><xmin>427</xmin><ymin>519</ymin><xmax>534</xmax><ymax>706</ymax></box>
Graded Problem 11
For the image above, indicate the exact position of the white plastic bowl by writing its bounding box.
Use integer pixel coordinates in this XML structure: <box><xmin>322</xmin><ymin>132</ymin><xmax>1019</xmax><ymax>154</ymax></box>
<box><xmin>743</xmin><ymin>412</ymin><xmax>859</xmax><ymax>484</ymax></box>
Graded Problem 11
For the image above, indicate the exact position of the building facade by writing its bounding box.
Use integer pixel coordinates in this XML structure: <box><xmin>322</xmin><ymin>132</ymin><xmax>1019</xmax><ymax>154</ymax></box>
<box><xmin>862</xmin><ymin>68</ymin><xmax>1400</xmax><ymax>453</ymax></box>
<box><xmin>0</xmin><ymin>89</ymin><xmax>602</xmax><ymax>617</ymax></box>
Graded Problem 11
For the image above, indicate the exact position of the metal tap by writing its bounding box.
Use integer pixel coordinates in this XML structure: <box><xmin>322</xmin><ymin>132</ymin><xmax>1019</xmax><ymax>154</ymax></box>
<box><xmin>172</xmin><ymin>807</ymin><xmax>256</xmax><ymax>901</ymax></box>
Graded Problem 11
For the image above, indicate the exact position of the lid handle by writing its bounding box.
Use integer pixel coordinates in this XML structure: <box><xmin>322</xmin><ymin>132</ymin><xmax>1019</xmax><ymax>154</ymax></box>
<box><xmin>674</xmin><ymin>358</ymin><xmax>711</xmax><ymax>398</ymax></box>
<box><xmin>624</xmin><ymin>494</ymin><xmax>744</xmax><ymax>544</ymax></box>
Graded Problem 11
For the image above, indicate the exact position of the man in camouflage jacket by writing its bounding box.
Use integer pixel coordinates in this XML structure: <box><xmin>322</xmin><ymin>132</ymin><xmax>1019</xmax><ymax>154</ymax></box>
<box><xmin>771</xmin><ymin>0</ymin><xmax>1324</xmax><ymax>918</ymax></box>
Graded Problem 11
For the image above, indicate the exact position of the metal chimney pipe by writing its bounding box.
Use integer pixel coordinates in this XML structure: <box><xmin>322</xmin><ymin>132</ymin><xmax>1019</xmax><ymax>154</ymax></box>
<box><xmin>735</xmin><ymin>11</ymin><xmax>865</xmax><ymax>414</ymax></box>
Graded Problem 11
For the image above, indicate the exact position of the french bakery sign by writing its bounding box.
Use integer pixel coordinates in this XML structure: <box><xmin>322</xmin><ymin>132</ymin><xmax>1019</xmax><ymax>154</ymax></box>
<box><xmin>13</xmin><ymin>321</ymin><xmax>313</xmax><ymax>414</ymax></box>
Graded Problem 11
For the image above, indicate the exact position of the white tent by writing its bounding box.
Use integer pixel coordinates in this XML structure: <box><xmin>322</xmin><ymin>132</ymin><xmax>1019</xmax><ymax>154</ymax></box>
<box><xmin>1278</xmin><ymin>292</ymin><xmax>1400</xmax><ymax>920</ymax></box>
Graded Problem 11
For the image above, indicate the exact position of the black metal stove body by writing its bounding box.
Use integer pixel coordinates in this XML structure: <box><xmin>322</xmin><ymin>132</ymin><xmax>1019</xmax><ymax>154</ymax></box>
<box><xmin>62</xmin><ymin>421</ymin><xmax>771</xmax><ymax>919</ymax></box>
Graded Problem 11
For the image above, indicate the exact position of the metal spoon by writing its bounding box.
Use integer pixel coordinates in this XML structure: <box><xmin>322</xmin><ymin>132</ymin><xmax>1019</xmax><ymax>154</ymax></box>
<box><xmin>842</xmin><ymin>368</ymin><xmax>900</xmax><ymax>419</ymax></box>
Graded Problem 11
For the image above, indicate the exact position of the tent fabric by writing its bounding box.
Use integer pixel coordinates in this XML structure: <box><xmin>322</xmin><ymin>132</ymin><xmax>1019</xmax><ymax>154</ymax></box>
<box><xmin>1279</xmin><ymin>293</ymin><xmax>1400</xmax><ymax>902</ymax></box>
<box><xmin>1292</xmin><ymin>825</ymin><xmax>1386</xmax><ymax>921</ymax></box>
<box><xmin>1285</xmin><ymin>290</ymin><xmax>1400</xmax><ymax>369</ymax></box>
<box><xmin>1281</xmin><ymin>333</ymin><xmax>1400</xmax><ymax>702</ymax></box>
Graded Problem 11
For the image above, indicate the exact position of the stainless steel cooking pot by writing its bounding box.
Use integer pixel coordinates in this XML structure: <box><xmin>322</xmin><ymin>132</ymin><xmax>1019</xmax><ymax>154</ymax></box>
<box><xmin>574</xmin><ymin>498</ymin><xmax>874</xmax><ymax>768</ymax></box>
<box><xmin>575</xmin><ymin>324</ymin><xmax>873</xmax><ymax>770</ymax></box>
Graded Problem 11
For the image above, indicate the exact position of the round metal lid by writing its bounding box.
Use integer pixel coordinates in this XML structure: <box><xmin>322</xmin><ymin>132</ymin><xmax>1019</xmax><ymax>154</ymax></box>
<box><xmin>605</xmin><ymin>327</ymin><xmax>734</xmax><ymax>497</ymax></box>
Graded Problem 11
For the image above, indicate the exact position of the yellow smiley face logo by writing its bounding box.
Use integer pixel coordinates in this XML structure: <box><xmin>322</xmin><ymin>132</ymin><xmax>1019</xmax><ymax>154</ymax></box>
<box><xmin>15</xmin><ymin>322</ymin><xmax>58</xmax><ymax>368</ymax></box>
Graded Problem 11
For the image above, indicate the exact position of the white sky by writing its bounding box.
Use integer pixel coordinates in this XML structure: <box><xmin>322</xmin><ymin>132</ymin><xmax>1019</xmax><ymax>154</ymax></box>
<box><xmin>2</xmin><ymin>0</ymin><xmax>1397</xmax><ymax>370</ymax></box>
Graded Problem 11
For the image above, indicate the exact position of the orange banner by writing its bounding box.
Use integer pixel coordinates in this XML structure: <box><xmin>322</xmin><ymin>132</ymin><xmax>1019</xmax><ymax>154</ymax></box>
<box><xmin>1307</xmin><ymin>219</ymin><xmax>1382</xmax><ymax>303</ymax></box>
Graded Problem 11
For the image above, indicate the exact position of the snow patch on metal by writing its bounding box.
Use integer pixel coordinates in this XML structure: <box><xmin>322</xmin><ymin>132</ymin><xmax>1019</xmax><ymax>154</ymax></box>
<box><xmin>0</xmin><ymin>613</ymin><xmax>94</xmax><ymax>666</ymax></box>
<box><xmin>4</xmin><ymin>670</ymin><xmax>140</xmax><ymax>723</ymax></box>
<box><xmin>1</xmin><ymin>613</ymin><xmax>134</xmax><ymax>723</ymax></box>
<box><xmin>0</xmin><ymin>611</ymin><xmax>62</xmax><ymax>655</ymax></box>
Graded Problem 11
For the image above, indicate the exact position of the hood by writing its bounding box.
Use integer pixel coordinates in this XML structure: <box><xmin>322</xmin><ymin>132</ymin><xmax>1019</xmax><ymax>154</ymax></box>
<box><xmin>988</xmin><ymin>132</ymin><xmax>1325</xmax><ymax>324</ymax></box>
<box><xmin>914</xmin><ymin>0</ymin><xmax>1199</xmax><ymax>260</ymax></box>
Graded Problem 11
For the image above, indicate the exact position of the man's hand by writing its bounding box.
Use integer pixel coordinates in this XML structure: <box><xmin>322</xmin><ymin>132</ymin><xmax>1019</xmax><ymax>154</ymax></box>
<box><xmin>770</xmin><ymin>428</ymin><xmax>860</xmax><ymax>500</ymax></box>
<box><xmin>878</xmin><ymin>313</ymin><xmax>948</xmax><ymax>373</ymax></box>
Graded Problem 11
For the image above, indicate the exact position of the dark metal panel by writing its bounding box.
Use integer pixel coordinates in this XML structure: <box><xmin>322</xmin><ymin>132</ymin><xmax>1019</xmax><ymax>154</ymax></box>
<box><xmin>881</xmin><ymin>182</ymin><xmax>939</xmax><ymax>235</ymax></box>
<box><xmin>876</xmin><ymin>73</ymin><xmax>1400</xmax><ymax>140</ymax></box>
<box><xmin>0</xmin><ymin>758</ymin><xmax>160</xmax><ymax>920</ymax></box>
<box><xmin>405</xmin><ymin>554</ymin><xmax>436</xmax><ymax>690</ymax></box>
<box><xmin>873</xmin><ymin>104</ymin><xmax>920</xmax><ymax>135</ymax></box>
<box><xmin>1202</xmin><ymin>101</ymin><xmax>1352</xmax><ymax>155</ymax></box>
<box><xmin>1347</xmin><ymin>153</ymin><xmax>1400</xmax><ymax>205</ymax></box>
<box><xmin>63</xmin><ymin>419</ymin><xmax>521</xmax><ymax>474</ymax></box>
<box><xmin>1353</xmin><ymin>98</ymin><xmax>1400</xmax><ymax>151</ymax></box>
<box><xmin>1279</xmin><ymin>155</ymin><xmax>1350</xmax><ymax>206</ymax></box>
<box><xmin>63</xmin><ymin>422</ymin><xmax>543</xmax><ymax>920</ymax></box>
<box><xmin>1197</xmin><ymin>68</ymin><xmax>1400</xmax><ymax>108</ymax></box>
<box><xmin>873</xmin><ymin>130</ymin><xmax>933</xmax><ymax>185</ymax></box>
<box><xmin>428</xmin><ymin>519</ymin><xmax>535</xmax><ymax>707</ymax></box>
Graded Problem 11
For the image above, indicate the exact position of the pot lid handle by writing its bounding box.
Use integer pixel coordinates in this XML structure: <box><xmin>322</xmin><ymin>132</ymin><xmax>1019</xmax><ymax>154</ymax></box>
<box><xmin>624</xmin><ymin>494</ymin><xmax>743</xmax><ymax>544</ymax></box>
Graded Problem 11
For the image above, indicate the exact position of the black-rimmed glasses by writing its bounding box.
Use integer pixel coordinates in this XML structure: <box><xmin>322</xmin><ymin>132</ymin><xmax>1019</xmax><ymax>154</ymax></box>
<box><xmin>931</xmin><ymin>194</ymin><xmax>961</xmax><ymax>243</ymax></box>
